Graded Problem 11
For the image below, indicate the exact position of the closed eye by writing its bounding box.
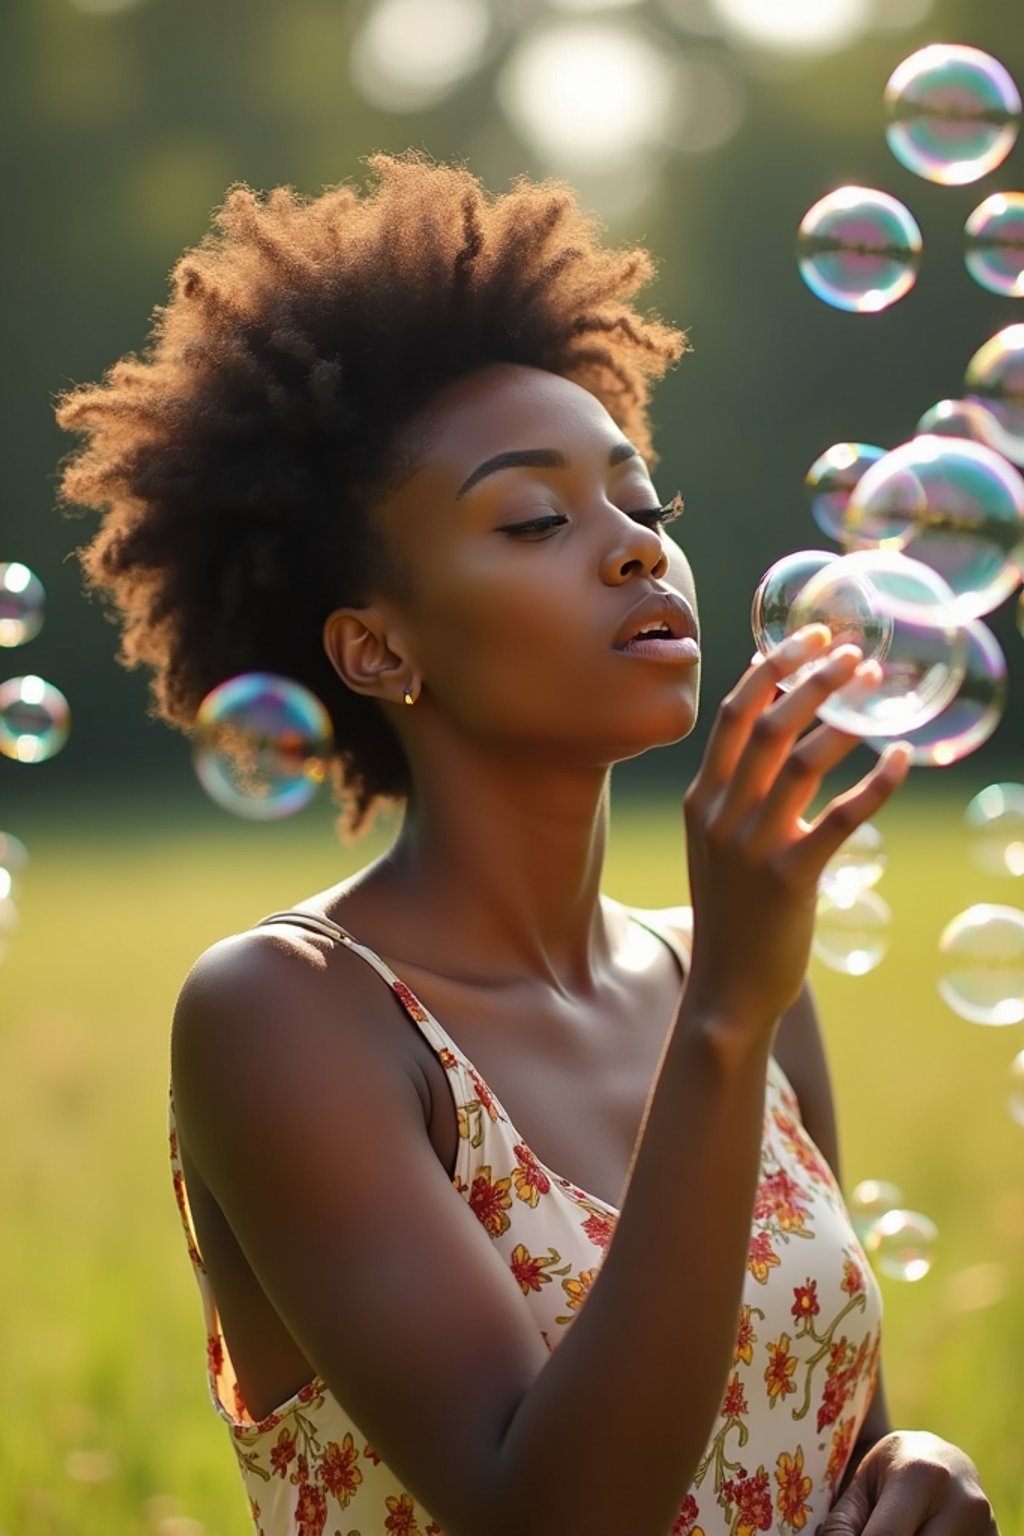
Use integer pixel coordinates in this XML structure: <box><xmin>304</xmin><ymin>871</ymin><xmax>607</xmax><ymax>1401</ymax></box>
<box><xmin>500</xmin><ymin>493</ymin><xmax>684</xmax><ymax>540</ymax></box>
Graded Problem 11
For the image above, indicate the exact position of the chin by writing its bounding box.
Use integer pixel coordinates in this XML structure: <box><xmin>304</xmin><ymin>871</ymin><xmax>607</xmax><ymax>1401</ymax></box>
<box><xmin>607</xmin><ymin>690</ymin><xmax>700</xmax><ymax>761</ymax></box>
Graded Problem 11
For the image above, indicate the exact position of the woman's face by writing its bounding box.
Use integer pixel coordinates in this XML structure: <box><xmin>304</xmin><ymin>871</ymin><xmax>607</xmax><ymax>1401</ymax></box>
<box><xmin>372</xmin><ymin>362</ymin><xmax>700</xmax><ymax>765</ymax></box>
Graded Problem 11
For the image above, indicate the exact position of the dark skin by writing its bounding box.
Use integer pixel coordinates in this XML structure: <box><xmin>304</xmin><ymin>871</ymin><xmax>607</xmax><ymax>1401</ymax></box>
<box><xmin>173</xmin><ymin>364</ymin><xmax>996</xmax><ymax>1536</ymax></box>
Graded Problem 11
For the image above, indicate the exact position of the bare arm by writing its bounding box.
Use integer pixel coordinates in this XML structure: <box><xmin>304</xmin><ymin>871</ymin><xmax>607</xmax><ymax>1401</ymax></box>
<box><xmin>174</xmin><ymin>628</ymin><xmax>912</xmax><ymax>1536</ymax></box>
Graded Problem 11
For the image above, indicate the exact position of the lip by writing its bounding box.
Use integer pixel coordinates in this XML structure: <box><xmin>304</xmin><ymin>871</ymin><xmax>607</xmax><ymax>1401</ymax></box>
<box><xmin>613</xmin><ymin>590</ymin><xmax>700</xmax><ymax>653</ymax></box>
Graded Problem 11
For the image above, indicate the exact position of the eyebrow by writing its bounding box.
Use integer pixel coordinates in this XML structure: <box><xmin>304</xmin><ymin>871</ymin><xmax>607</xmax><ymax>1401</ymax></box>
<box><xmin>455</xmin><ymin>440</ymin><xmax>640</xmax><ymax>499</ymax></box>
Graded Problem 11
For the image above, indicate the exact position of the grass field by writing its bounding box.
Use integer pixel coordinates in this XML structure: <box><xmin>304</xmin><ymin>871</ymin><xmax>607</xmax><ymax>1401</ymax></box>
<box><xmin>1</xmin><ymin>786</ymin><xmax>1022</xmax><ymax>1536</ymax></box>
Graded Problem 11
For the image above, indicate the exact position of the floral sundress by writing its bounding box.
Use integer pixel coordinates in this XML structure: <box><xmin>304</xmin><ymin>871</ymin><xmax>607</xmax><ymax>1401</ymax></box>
<box><xmin>168</xmin><ymin>906</ymin><xmax>882</xmax><ymax>1536</ymax></box>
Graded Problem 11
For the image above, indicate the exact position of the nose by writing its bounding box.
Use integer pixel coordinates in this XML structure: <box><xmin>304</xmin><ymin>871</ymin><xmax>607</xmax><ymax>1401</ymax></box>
<box><xmin>599</xmin><ymin>508</ymin><xmax>669</xmax><ymax>584</ymax></box>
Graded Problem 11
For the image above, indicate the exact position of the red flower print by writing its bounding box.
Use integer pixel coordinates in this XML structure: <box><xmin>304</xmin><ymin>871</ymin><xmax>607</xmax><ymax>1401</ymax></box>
<box><xmin>561</xmin><ymin>1268</ymin><xmax>596</xmax><ymax>1310</ymax></box>
<box><xmin>753</xmin><ymin>1169</ymin><xmax>809</xmax><ymax>1233</ymax></box>
<box><xmin>581</xmin><ymin>1209</ymin><xmax>615</xmax><ymax>1249</ymax></box>
<box><xmin>169</xmin><ymin>1130</ymin><xmax>178</xmax><ymax>1157</ymax></box>
<box><xmin>438</xmin><ymin>1048</ymin><xmax>459</xmax><ymax>1071</ymax></box>
<box><xmin>510</xmin><ymin>1242</ymin><xmax>554</xmax><ymax>1295</ymax></box>
<box><xmin>426</xmin><ymin>1526</ymin><xmax>443</xmax><ymax>1535</ymax></box>
<box><xmin>511</xmin><ymin>1142</ymin><xmax>551</xmax><ymax>1206</ymax></box>
<box><xmin>817</xmin><ymin>1343</ymin><xmax>859</xmax><ymax>1434</ymax></box>
<box><xmin>841</xmin><ymin>1257</ymin><xmax>865</xmax><ymax>1296</ymax></box>
<box><xmin>270</xmin><ymin>1428</ymin><xmax>297</xmax><ymax>1478</ymax></box>
<box><xmin>671</xmin><ymin>1493</ymin><xmax>706</xmax><ymax>1535</ymax></box>
<box><xmin>206</xmin><ymin>1333</ymin><xmax>224</xmax><ymax>1378</ymax></box>
<box><xmin>464</xmin><ymin>1165</ymin><xmax>513</xmax><ymax>1238</ymax></box>
<box><xmin>747</xmin><ymin>1230</ymin><xmax>781</xmax><ymax>1285</ymax></box>
<box><xmin>364</xmin><ymin>1442</ymin><xmax>382</xmax><ymax>1465</ymax></box>
<box><xmin>827</xmin><ymin>1417</ymin><xmax>856</xmax><ymax>1491</ymax></box>
<box><xmin>294</xmin><ymin>1476</ymin><xmax>327</xmax><ymax>1536</ymax></box>
<box><xmin>384</xmin><ymin>1491</ymin><xmax>423</xmax><ymax>1535</ymax></box>
<box><xmin>791</xmin><ymin>1280</ymin><xmax>820</xmax><ymax>1326</ymax></box>
<box><xmin>734</xmin><ymin>1304</ymin><xmax>758</xmax><ymax>1364</ymax></box>
<box><xmin>775</xmin><ymin>1446</ymin><xmax>813</xmax><ymax>1529</ymax></box>
<box><xmin>764</xmin><ymin>1333</ymin><xmax>798</xmax><ymax>1405</ymax></box>
<box><xmin>467</xmin><ymin>1066</ymin><xmax>499</xmax><ymax>1122</ymax></box>
<box><xmin>723</xmin><ymin>1372</ymin><xmax>749</xmax><ymax>1420</ymax></box>
<box><xmin>723</xmin><ymin>1466</ymin><xmax>772</xmax><ymax>1536</ymax></box>
<box><xmin>319</xmin><ymin>1435</ymin><xmax>363</xmax><ymax>1507</ymax></box>
<box><xmin>391</xmin><ymin>981</ymin><xmax>430</xmax><ymax>1024</ymax></box>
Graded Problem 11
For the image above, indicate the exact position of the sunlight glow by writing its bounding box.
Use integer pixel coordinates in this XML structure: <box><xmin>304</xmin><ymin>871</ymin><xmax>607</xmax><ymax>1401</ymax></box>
<box><xmin>351</xmin><ymin>0</ymin><xmax>492</xmax><ymax>113</ymax></box>
<box><xmin>710</xmin><ymin>0</ymin><xmax>870</xmax><ymax>54</ymax></box>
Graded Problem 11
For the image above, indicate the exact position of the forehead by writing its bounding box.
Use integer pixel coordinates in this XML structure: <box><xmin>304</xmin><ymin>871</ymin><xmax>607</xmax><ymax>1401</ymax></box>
<box><xmin>406</xmin><ymin>364</ymin><xmax>632</xmax><ymax>484</ymax></box>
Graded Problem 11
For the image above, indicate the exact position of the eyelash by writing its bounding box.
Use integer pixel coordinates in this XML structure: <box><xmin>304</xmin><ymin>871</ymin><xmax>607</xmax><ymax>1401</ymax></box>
<box><xmin>502</xmin><ymin>492</ymin><xmax>685</xmax><ymax>538</ymax></box>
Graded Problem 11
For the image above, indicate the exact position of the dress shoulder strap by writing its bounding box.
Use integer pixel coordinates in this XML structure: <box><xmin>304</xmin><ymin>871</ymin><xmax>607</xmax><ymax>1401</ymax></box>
<box><xmin>255</xmin><ymin>909</ymin><xmax>352</xmax><ymax>944</ymax></box>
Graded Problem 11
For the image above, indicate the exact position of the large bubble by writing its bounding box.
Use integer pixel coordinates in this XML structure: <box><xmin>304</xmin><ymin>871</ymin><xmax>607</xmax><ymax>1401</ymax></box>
<box><xmin>965</xmin><ymin>783</ymin><xmax>1024</xmax><ymax>877</ymax></box>
<box><xmin>813</xmin><ymin>888</ymin><xmax>891</xmax><ymax>976</ymax></box>
<box><xmin>965</xmin><ymin>192</ymin><xmax>1024</xmax><ymax>298</ymax></box>
<box><xmin>751</xmin><ymin>550</ymin><xmax>838</xmax><ymax>653</ymax></box>
<box><xmin>846</xmin><ymin>436</ymin><xmax>1024</xmax><ymax>619</ymax></box>
<box><xmin>865</xmin><ymin>620</ymin><xmax>1006</xmax><ymax>767</ymax></box>
<box><xmin>914</xmin><ymin>398</ymin><xmax>1002</xmax><ymax>447</ymax></box>
<box><xmin>884</xmin><ymin>44</ymin><xmax>1021</xmax><ymax>185</ymax></box>
<box><xmin>863</xmin><ymin>1208</ymin><xmax>938</xmax><ymax>1281</ymax></box>
<box><xmin>193</xmin><ymin>673</ymin><xmax>334</xmax><ymax>821</ymax></box>
<box><xmin>805</xmin><ymin>443</ymin><xmax>887</xmax><ymax>544</ymax></box>
<box><xmin>0</xmin><ymin>563</ymin><xmax>45</xmax><ymax>648</ymax></box>
<box><xmin>937</xmin><ymin>904</ymin><xmax>1024</xmax><ymax>1025</ymax></box>
<box><xmin>0</xmin><ymin>676</ymin><xmax>70</xmax><ymax>763</ymax></box>
<box><xmin>796</xmin><ymin>185</ymin><xmax>922</xmax><ymax>313</ymax></box>
<box><xmin>789</xmin><ymin>550</ymin><xmax>964</xmax><ymax>737</ymax></box>
<box><xmin>964</xmin><ymin>324</ymin><xmax>1024</xmax><ymax>468</ymax></box>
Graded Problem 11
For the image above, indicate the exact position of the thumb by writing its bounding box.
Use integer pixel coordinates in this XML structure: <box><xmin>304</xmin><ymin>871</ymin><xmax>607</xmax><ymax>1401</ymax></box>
<box><xmin>820</xmin><ymin>1474</ymin><xmax>874</xmax><ymax>1536</ymax></box>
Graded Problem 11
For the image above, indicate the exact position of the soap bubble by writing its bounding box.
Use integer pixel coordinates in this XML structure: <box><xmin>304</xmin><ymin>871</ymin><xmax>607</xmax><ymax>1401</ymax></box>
<box><xmin>965</xmin><ymin>192</ymin><xmax>1024</xmax><ymax>298</ymax></box>
<box><xmin>0</xmin><ymin>563</ymin><xmax>45</xmax><ymax>648</ymax></box>
<box><xmin>849</xmin><ymin>1178</ymin><xmax>904</xmax><ymax>1244</ymax></box>
<box><xmin>813</xmin><ymin>888</ymin><xmax>891</xmax><ymax>976</ymax></box>
<box><xmin>790</xmin><ymin>550</ymin><xmax>964</xmax><ymax>737</ymax></box>
<box><xmin>796</xmin><ymin>186</ymin><xmax>922</xmax><ymax>313</ymax></box>
<box><xmin>965</xmin><ymin>324</ymin><xmax>1024</xmax><ymax>467</ymax></box>
<box><xmin>805</xmin><ymin>443</ymin><xmax>887</xmax><ymax>543</ymax></box>
<box><xmin>0</xmin><ymin>893</ymin><xmax>18</xmax><ymax>962</ymax></box>
<box><xmin>820</xmin><ymin>822</ymin><xmax>886</xmax><ymax>902</ymax></box>
<box><xmin>863</xmin><ymin>1208</ymin><xmax>938</xmax><ymax>1281</ymax></box>
<box><xmin>884</xmin><ymin>44</ymin><xmax>1021</xmax><ymax>185</ymax></box>
<box><xmin>846</xmin><ymin>436</ymin><xmax>1024</xmax><ymax>619</ymax></box>
<box><xmin>965</xmin><ymin>783</ymin><xmax>1024</xmax><ymax>877</ymax></box>
<box><xmin>751</xmin><ymin>549</ymin><xmax>838</xmax><ymax>653</ymax></box>
<box><xmin>193</xmin><ymin>673</ymin><xmax>334</xmax><ymax>821</ymax></box>
<box><xmin>1008</xmin><ymin>1050</ymin><xmax>1024</xmax><ymax>1127</ymax></box>
<box><xmin>937</xmin><ymin>904</ymin><xmax>1024</xmax><ymax>1025</ymax></box>
<box><xmin>914</xmin><ymin>398</ymin><xmax>1002</xmax><ymax>447</ymax></box>
<box><xmin>0</xmin><ymin>831</ymin><xmax>28</xmax><ymax>876</ymax></box>
<box><xmin>0</xmin><ymin>676</ymin><xmax>70</xmax><ymax>763</ymax></box>
<box><xmin>866</xmin><ymin>620</ymin><xmax>1006</xmax><ymax>767</ymax></box>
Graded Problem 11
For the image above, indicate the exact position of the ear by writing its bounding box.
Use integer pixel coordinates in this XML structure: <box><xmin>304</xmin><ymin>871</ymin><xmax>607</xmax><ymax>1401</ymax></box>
<box><xmin>322</xmin><ymin>606</ymin><xmax>413</xmax><ymax>705</ymax></box>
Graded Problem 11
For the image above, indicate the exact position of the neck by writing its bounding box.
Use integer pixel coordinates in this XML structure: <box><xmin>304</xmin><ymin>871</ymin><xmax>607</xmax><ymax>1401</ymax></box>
<box><xmin>374</xmin><ymin>747</ymin><xmax>617</xmax><ymax>995</ymax></box>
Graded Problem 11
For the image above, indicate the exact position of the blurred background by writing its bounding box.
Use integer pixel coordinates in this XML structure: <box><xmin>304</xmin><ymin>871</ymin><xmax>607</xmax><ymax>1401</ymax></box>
<box><xmin>2</xmin><ymin>0</ymin><xmax>1023</xmax><ymax>1532</ymax></box>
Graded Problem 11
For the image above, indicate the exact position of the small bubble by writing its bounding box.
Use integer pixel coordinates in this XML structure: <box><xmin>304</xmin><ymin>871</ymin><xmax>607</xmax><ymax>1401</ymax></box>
<box><xmin>193</xmin><ymin>673</ymin><xmax>334</xmax><ymax>821</ymax></box>
<box><xmin>796</xmin><ymin>185</ymin><xmax>922</xmax><ymax>313</ymax></box>
<box><xmin>885</xmin><ymin>43</ymin><xmax>1021</xmax><ymax>185</ymax></box>
<box><xmin>966</xmin><ymin>783</ymin><xmax>1024</xmax><ymax>877</ymax></box>
<box><xmin>813</xmin><ymin>888</ymin><xmax>891</xmax><ymax>975</ymax></box>
<box><xmin>0</xmin><ymin>675</ymin><xmax>70</xmax><ymax>763</ymax></box>
<box><xmin>863</xmin><ymin>1208</ymin><xmax>938</xmax><ymax>1281</ymax></box>
<box><xmin>0</xmin><ymin>563</ymin><xmax>45</xmax><ymax>647</ymax></box>
<box><xmin>937</xmin><ymin>904</ymin><xmax>1024</xmax><ymax>1025</ymax></box>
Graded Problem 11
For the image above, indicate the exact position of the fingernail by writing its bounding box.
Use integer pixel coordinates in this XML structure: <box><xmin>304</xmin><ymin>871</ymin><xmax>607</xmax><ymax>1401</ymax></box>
<box><xmin>781</xmin><ymin>624</ymin><xmax>831</xmax><ymax>660</ymax></box>
<box><xmin>883</xmin><ymin>741</ymin><xmax>913</xmax><ymax>775</ymax></box>
<box><xmin>750</xmin><ymin>650</ymin><xmax>766</xmax><ymax>667</ymax></box>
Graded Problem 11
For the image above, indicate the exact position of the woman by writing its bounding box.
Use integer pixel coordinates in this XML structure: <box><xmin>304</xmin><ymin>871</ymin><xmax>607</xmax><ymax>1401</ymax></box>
<box><xmin>56</xmin><ymin>152</ymin><xmax>995</xmax><ymax>1536</ymax></box>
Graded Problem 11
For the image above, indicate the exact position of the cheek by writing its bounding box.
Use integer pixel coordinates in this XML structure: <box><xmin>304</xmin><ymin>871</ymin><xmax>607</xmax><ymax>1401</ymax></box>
<box><xmin>665</xmin><ymin>539</ymin><xmax>697</xmax><ymax>610</ymax></box>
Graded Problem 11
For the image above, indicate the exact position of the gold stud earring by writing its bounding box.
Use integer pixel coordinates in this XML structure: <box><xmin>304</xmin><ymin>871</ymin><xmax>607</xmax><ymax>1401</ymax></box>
<box><xmin>403</xmin><ymin>685</ymin><xmax>416</xmax><ymax>706</ymax></box>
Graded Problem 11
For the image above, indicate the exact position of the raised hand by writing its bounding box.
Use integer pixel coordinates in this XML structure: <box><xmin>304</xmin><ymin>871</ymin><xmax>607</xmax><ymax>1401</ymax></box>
<box><xmin>683</xmin><ymin>623</ymin><xmax>912</xmax><ymax>1030</ymax></box>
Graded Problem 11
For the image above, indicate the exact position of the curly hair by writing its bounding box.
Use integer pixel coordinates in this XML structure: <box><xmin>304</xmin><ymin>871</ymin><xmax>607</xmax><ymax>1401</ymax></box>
<box><xmin>55</xmin><ymin>150</ymin><xmax>688</xmax><ymax>836</ymax></box>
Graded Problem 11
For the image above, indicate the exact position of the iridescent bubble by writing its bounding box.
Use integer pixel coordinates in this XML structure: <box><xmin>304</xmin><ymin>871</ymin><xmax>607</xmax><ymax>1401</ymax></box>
<box><xmin>751</xmin><ymin>550</ymin><xmax>838</xmax><ymax>653</ymax></box>
<box><xmin>0</xmin><ymin>563</ymin><xmax>45</xmax><ymax>648</ymax></box>
<box><xmin>866</xmin><ymin>620</ymin><xmax>1006</xmax><ymax>767</ymax></box>
<box><xmin>0</xmin><ymin>893</ymin><xmax>17</xmax><ymax>961</ymax></box>
<box><xmin>813</xmin><ymin>888</ymin><xmax>891</xmax><ymax>976</ymax></box>
<box><xmin>863</xmin><ymin>1208</ymin><xmax>938</xmax><ymax>1281</ymax></box>
<box><xmin>964</xmin><ymin>324</ymin><xmax>1024</xmax><ymax>467</ymax></box>
<box><xmin>965</xmin><ymin>782</ymin><xmax>1024</xmax><ymax>877</ymax></box>
<box><xmin>0</xmin><ymin>676</ymin><xmax>70</xmax><ymax>763</ymax></box>
<box><xmin>796</xmin><ymin>185</ymin><xmax>922</xmax><ymax>313</ymax></box>
<box><xmin>914</xmin><ymin>398</ymin><xmax>1002</xmax><ymax>447</ymax></box>
<box><xmin>847</xmin><ymin>436</ymin><xmax>1024</xmax><ymax>620</ymax></box>
<box><xmin>805</xmin><ymin>443</ymin><xmax>887</xmax><ymax>544</ymax></box>
<box><xmin>0</xmin><ymin>831</ymin><xmax>28</xmax><ymax>875</ymax></box>
<box><xmin>790</xmin><ymin>550</ymin><xmax>964</xmax><ymax>737</ymax></box>
<box><xmin>1008</xmin><ymin>1049</ymin><xmax>1024</xmax><ymax>1127</ymax></box>
<box><xmin>193</xmin><ymin>673</ymin><xmax>334</xmax><ymax>821</ymax></box>
<box><xmin>965</xmin><ymin>192</ymin><xmax>1024</xmax><ymax>298</ymax></box>
<box><xmin>937</xmin><ymin>904</ymin><xmax>1024</xmax><ymax>1025</ymax></box>
<box><xmin>849</xmin><ymin>1178</ymin><xmax>904</xmax><ymax>1245</ymax></box>
<box><xmin>820</xmin><ymin>822</ymin><xmax>886</xmax><ymax>902</ymax></box>
<box><xmin>884</xmin><ymin>44</ymin><xmax>1021</xmax><ymax>185</ymax></box>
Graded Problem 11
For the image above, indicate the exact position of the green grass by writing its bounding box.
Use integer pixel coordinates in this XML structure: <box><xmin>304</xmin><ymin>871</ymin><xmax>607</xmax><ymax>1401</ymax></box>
<box><xmin>1</xmin><ymin>788</ymin><xmax>1022</xmax><ymax>1536</ymax></box>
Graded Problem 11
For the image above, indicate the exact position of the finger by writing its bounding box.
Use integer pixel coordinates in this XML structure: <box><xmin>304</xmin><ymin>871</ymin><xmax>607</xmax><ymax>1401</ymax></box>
<box><xmin>820</xmin><ymin>1474</ymin><xmax>874</xmax><ymax>1536</ymax></box>
<box><xmin>696</xmin><ymin>625</ymin><xmax>834</xmax><ymax>789</ymax></box>
<box><xmin>716</xmin><ymin>648</ymin><xmax>872</xmax><ymax>820</ymax></box>
<box><xmin>748</xmin><ymin>718</ymin><xmax>867</xmax><ymax>844</ymax></box>
<box><xmin>783</xmin><ymin>741</ymin><xmax>912</xmax><ymax>883</ymax></box>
